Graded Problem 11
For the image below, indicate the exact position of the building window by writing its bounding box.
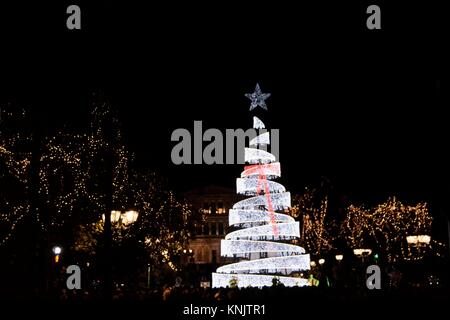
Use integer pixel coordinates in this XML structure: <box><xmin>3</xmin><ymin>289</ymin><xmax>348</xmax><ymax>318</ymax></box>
<box><xmin>204</xmin><ymin>223</ymin><xmax>209</xmax><ymax>235</ymax></box>
<box><xmin>189</xmin><ymin>250</ymin><xmax>195</xmax><ymax>264</ymax></box>
<box><xmin>203</xmin><ymin>202</ymin><xmax>210</xmax><ymax>214</ymax></box>
<box><xmin>211</xmin><ymin>223</ymin><xmax>217</xmax><ymax>235</ymax></box>
<box><xmin>217</xmin><ymin>201</ymin><xmax>224</xmax><ymax>214</ymax></box>
<box><xmin>218</xmin><ymin>223</ymin><xmax>224</xmax><ymax>235</ymax></box>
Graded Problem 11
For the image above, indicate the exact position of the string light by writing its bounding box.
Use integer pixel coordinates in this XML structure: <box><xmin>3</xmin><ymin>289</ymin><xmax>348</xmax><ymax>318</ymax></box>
<box><xmin>229</xmin><ymin>209</ymin><xmax>294</xmax><ymax>226</ymax></box>
<box><xmin>342</xmin><ymin>197</ymin><xmax>433</xmax><ymax>262</ymax></box>
<box><xmin>213</xmin><ymin>116</ymin><xmax>310</xmax><ymax>288</ymax></box>
<box><xmin>212</xmin><ymin>273</ymin><xmax>309</xmax><ymax>288</ymax></box>
<box><xmin>2</xmin><ymin>101</ymin><xmax>197</xmax><ymax>268</ymax></box>
<box><xmin>221</xmin><ymin>239</ymin><xmax>305</xmax><ymax>257</ymax></box>
<box><xmin>290</xmin><ymin>189</ymin><xmax>335</xmax><ymax>255</ymax></box>
<box><xmin>38</xmin><ymin>131</ymin><xmax>129</xmax><ymax>229</ymax></box>
<box><xmin>0</xmin><ymin>105</ymin><xmax>32</xmax><ymax>245</ymax></box>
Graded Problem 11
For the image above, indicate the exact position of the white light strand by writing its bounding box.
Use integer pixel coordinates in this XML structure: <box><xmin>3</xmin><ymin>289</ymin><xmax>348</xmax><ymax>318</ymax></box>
<box><xmin>229</xmin><ymin>209</ymin><xmax>294</xmax><ymax>226</ymax></box>
<box><xmin>233</xmin><ymin>192</ymin><xmax>291</xmax><ymax>210</ymax></box>
<box><xmin>249</xmin><ymin>132</ymin><xmax>270</xmax><ymax>146</ymax></box>
<box><xmin>225</xmin><ymin>222</ymin><xmax>300</xmax><ymax>240</ymax></box>
<box><xmin>253</xmin><ymin>116</ymin><xmax>265</xmax><ymax>129</ymax></box>
<box><xmin>241</xmin><ymin>162</ymin><xmax>281</xmax><ymax>179</ymax></box>
<box><xmin>221</xmin><ymin>239</ymin><xmax>305</xmax><ymax>257</ymax></box>
<box><xmin>244</xmin><ymin>148</ymin><xmax>276</xmax><ymax>164</ymax></box>
<box><xmin>217</xmin><ymin>254</ymin><xmax>311</xmax><ymax>274</ymax></box>
<box><xmin>212</xmin><ymin>273</ymin><xmax>309</xmax><ymax>288</ymax></box>
<box><xmin>236</xmin><ymin>178</ymin><xmax>286</xmax><ymax>195</ymax></box>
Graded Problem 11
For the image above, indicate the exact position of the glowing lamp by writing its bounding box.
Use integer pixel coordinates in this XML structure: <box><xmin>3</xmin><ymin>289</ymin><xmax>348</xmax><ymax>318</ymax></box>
<box><xmin>122</xmin><ymin>210</ymin><xmax>139</xmax><ymax>225</ymax></box>
<box><xmin>406</xmin><ymin>235</ymin><xmax>431</xmax><ymax>246</ymax></box>
<box><xmin>353</xmin><ymin>249</ymin><xmax>372</xmax><ymax>257</ymax></box>
<box><xmin>102</xmin><ymin>210</ymin><xmax>121</xmax><ymax>223</ymax></box>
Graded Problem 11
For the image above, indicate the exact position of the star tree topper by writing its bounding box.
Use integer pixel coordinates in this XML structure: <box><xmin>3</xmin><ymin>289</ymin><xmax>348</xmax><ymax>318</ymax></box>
<box><xmin>245</xmin><ymin>83</ymin><xmax>271</xmax><ymax>111</ymax></box>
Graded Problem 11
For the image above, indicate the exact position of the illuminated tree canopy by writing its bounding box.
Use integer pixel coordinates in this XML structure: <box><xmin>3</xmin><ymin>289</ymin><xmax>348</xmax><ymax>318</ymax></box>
<box><xmin>0</xmin><ymin>104</ymin><xmax>31</xmax><ymax>245</ymax></box>
<box><xmin>342</xmin><ymin>197</ymin><xmax>433</xmax><ymax>262</ymax></box>
<box><xmin>290</xmin><ymin>187</ymin><xmax>335</xmax><ymax>255</ymax></box>
<box><xmin>1</xmin><ymin>100</ymin><xmax>199</xmax><ymax>271</ymax></box>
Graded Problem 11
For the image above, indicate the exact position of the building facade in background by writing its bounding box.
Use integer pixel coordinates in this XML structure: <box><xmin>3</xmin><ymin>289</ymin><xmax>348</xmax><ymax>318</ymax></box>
<box><xmin>183</xmin><ymin>185</ymin><xmax>243</xmax><ymax>267</ymax></box>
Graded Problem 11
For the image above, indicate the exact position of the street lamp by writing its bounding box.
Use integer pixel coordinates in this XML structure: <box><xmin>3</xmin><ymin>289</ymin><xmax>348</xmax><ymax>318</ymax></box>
<box><xmin>406</xmin><ymin>235</ymin><xmax>431</xmax><ymax>260</ymax></box>
<box><xmin>102</xmin><ymin>210</ymin><xmax>139</xmax><ymax>226</ymax></box>
<box><xmin>52</xmin><ymin>246</ymin><xmax>62</xmax><ymax>263</ymax></box>
<box><xmin>122</xmin><ymin>210</ymin><xmax>139</xmax><ymax>225</ymax></box>
<box><xmin>318</xmin><ymin>258</ymin><xmax>325</xmax><ymax>265</ymax></box>
<box><xmin>335</xmin><ymin>254</ymin><xmax>344</xmax><ymax>261</ymax></box>
<box><xmin>182</xmin><ymin>248</ymin><xmax>195</xmax><ymax>264</ymax></box>
<box><xmin>53</xmin><ymin>246</ymin><xmax>62</xmax><ymax>255</ymax></box>
<box><xmin>147</xmin><ymin>263</ymin><xmax>151</xmax><ymax>288</ymax></box>
<box><xmin>310</xmin><ymin>261</ymin><xmax>316</xmax><ymax>268</ymax></box>
<box><xmin>102</xmin><ymin>210</ymin><xmax>121</xmax><ymax>223</ymax></box>
<box><xmin>406</xmin><ymin>235</ymin><xmax>431</xmax><ymax>246</ymax></box>
<box><xmin>353</xmin><ymin>248</ymin><xmax>372</xmax><ymax>265</ymax></box>
<box><xmin>182</xmin><ymin>248</ymin><xmax>193</xmax><ymax>265</ymax></box>
<box><xmin>353</xmin><ymin>249</ymin><xmax>372</xmax><ymax>257</ymax></box>
<box><xmin>101</xmin><ymin>209</ymin><xmax>139</xmax><ymax>298</ymax></box>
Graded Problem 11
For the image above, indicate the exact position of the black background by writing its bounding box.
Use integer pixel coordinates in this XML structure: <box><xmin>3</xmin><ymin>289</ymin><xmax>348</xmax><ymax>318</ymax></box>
<box><xmin>0</xmin><ymin>1</ymin><xmax>448</xmax><ymax>210</ymax></box>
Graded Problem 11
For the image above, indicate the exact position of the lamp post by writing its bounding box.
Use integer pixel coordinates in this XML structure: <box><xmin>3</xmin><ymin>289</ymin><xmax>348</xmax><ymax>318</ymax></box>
<box><xmin>406</xmin><ymin>235</ymin><xmax>431</xmax><ymax>259</ymax></box>
<box><xmin>188</xmin><ymin>249</ymin><xmax>194</xmax><ymax>264</ymax></box>
<box><xmin>101</xmin><ymin>209</ymin><xmax>138</xmax><ymax>296</ymax></box>
<box><xmin>102</xmin><ymin>210</ymin><xmax>139</xmax><ymax>226</ymax></box>
<box><xmin>353</xmin><ymin>249</ymin><xmax>372</xmax><ymax>257</ymax></box>
<box><xmin>353</xmin><ymin>248</ymin><xmax>372</xmax><ymax>283</ymax></box>
<box><xmin>334</xmin><ymin>254</ymin><xmax>344</xmax><ymax>288</ymax></box>
<box><xmin>147</xmin><ymin>263</ymin><xmax>151</xmax><ymax>288</ymax></box>
<box><xmin>353</xmin><ymin>248</ymin><xmax>371</xmax><ymax>287</ymax></box>
<box><xmin>183</xmin><ymin>249</ymin><xmax>188</xmax><ymax>265</ymax></box>
<box><xmin>353</xmin><ymin>249</ymin><xmax>372</xmax><ymax>263</ymax></box>
<box><xmin>182</xmin><ymin>248</ymin><xmax>194</xmax><ymax>265</ymax></box>
<box><xmin>52</xmin><ymin>246</ymin><xmax>62</xmax><ymax>263</ymax></box>
<box><xmin>406</xmin><ymin>235</ymin><xmax>431</xmax><ymax>247</ymax></box>
<box><xmin>48</xmin><ymin>246</ymin><xmax>63</xmax><ymax>293</ymax></box>
<box><xmin>448</xmin><ymin>218</ymin><xmax>450</xmax><ymax>258</ymax></box>
<box><xmin>121</xmin><ymin>210</ymin><xmax>139</xmax><ymax>225</ymax></box>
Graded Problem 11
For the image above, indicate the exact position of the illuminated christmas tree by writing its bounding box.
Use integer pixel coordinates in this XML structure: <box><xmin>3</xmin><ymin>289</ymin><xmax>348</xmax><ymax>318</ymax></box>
<box><xmin>212</xmin><ymin>85</ymin><xmax>310</xmax><ymax>288</ymax></box>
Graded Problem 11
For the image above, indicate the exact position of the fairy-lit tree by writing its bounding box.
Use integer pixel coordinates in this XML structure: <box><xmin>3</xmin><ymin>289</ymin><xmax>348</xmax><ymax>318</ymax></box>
<box><xmin>72</xmin><ymin>170</ymin><xmax>198</xmax><ymax>271</ymax></box>
<box><xmin>0</xmin><ymin>103</ymin><xmax>32</xmax><ymax>245</ymax></box>
<box><xmin>1</xmin><ymin>97</ymin><xmax>201</xmax><ymax>292</ymax></box>
<box><xmin>342</xmin><ymin>197</ymin><xmax>433</xmax><ymax>263</ymax></box>
<box><xmin>128</xmin><ymin>171</ymin><xmax>197</xmax><ymax>269</ymax></box>
<box><xmin>341</xmin><ymin>204</ymin><xmax>376</xmax><ymax>251</ymax></box>
<box><xmin>291</xmin><ymin>187</ymin><xmax>335</xmax><ymax>255</ymax></box>
<box><xmin>38</xmin><ymin>98</ymin><xmax>129</xmax><ymax>233</ymax></box>
<box><xmin>372</xmin><ymin>197</ymin><xmax>432</xmax><ymax>262</ymax></box>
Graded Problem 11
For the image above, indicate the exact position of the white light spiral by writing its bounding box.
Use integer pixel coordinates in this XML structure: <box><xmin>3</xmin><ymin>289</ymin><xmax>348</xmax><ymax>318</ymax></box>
<box><xmin>212</xmin><ymin>112</ymin><xmax>310</xmax><ymax>288</ymax></box>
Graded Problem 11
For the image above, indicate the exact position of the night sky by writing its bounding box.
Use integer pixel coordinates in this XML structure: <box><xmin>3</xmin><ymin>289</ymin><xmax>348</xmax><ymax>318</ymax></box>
<box><xmin>1</xmin><ymin>2</ymin><xmax>447</xmax><ymax>211</ymax></box>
